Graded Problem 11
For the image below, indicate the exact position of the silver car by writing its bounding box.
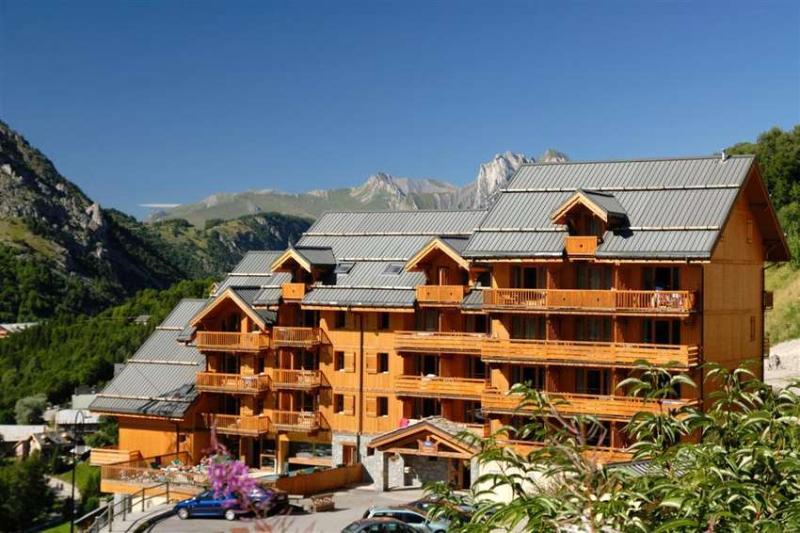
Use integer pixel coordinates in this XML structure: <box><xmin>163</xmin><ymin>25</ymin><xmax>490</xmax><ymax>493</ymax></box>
<box><xmin>362</xmin><ymin>506</ymin><xmax>450</xmax><ymax>533</ymax></box>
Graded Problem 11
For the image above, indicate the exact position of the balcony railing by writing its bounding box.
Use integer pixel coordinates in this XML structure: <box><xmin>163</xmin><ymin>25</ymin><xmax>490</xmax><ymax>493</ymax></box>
<box><xmin>415</xmin><ymin>285</ymin><xmax>465</xmax><ymax>306</ymax></box>
<box><xmin>272</xmin><ymin>327</ymin><xmax>324</xmax><ymax>348</ymax></box>
<box><xmin>203</xmin><ymin>413</ymin><xmax>271</xmax><ymax>436</ymax></box>
<box><xmin>100</xmin><ymin>451</ymin><xmax>206</xmax><ymax>489</ymax></box>
<box><xmin>482</xmin><ymin>338</ymin><xmax>700</xmax><ymax>369</ymax></box>
<box><xmin>502</xmin><ymin>440</ymin><xmax>632</xmax><ymax>464</ymax></box>
<box><xmin>272</xmin><ymin>410</ymin><xmax>321</xmax><ymax>432</ymax></box>
<box><xmin>195</xmin><ymin>331</ymin><xmax>270</xmax><ymax>352</ymax></box>
<box><xmin>394</xmin><ymin>330</ymin><xmax>487</xmax><ymax>354</ymax></box>
<box><xmin>565</xmin><ymin>236</ymin><xmax>598</xmax><ymax>257</ymax></box>
<box><xmin>483</xmin><ymin>288</ymin><xmax>698</xmax><ymax>314</ymax></box>
<box><xmin>481</xmin><ymin>389</ymin><xmax>695</xmax><ymax>421</ymax></box>
<box><xmin>196</xmin><ymin>372</ymin><xmax>271</xmax><ymax>394</ymax></box>
<box><xmin>271</xmin><ymin>369</ymin><xmax>322</xmax><ymax>389</ymax></box>
<box><xmin>395</xmin><ymin>375</ymin><xmax>486</xmax><ymax>400</ymax></box>
<box><xmin>282</xmin><ymin>283</ymin><xmax>306</xmax><ymax>300</ymax></box>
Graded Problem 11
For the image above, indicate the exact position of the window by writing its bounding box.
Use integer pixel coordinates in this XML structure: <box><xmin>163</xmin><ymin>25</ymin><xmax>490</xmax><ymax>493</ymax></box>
<box><xmin>511</xmin><ymin>366</ymin><xmax>545</xmax><ymax>390</ymax></box>
<box><xmin>377</xmin><ymin>396</ymin><xmax>389</xmax><ymax>416</ymax></box>
<box><xmin>334</xmin><ymin>394</ymin><xmax>345</xmax><ymax>414</ymax></box>
<box><xmin>334</xmin><ymin>311</ymin><xmax>347</xmax><ymax>329</ymax></box>
<box><xmin>415</xmin><ymin>354</ymin><xmax>438</xmax><ymax>376</ymax></box>
<box><xmin>383</xmin><ymin>263</ymin><xmax>404</xmax><ymax>275</ymax></box>
<box><xmin>511</xmin><ymin>266</ymin><xmax>541</xmax><ymax>289</ymax></box>
<box><xmin>476</xmin><ymin>271</ymin><xmax>491</xmax><ymax>287</ymax></box>
<box><xmin>416</xmin><ymin>309</ymin><xmax>439</xmax><ymax>332</ymax></box>
<box><xmin>511</xmin><ymin>315</ymin><xmax>545</xmax><ymax>339</ymax></box>
<box><xmin>576</xmin><ymin>368</ymin><xmax>611</xmax><ymax>395</ymax></box>
<box><xmin>576</xmin><ymin>317</ymin><xmax>612</xmax><ymax>342</ymax></box>
<box><xmin>377</xmin><ymin>352</ymin><xmax>389</xmax><ymax>373</ymax></box>
<box><xmin>378</xmin><ymin>312</ymin><xmax>390</xmax><ymax>330</ymax></box>
<box><xmin>466</xmin><ymin>314</ymin><xmax>488</xmax><ymax>334</ymax></box>
<box><xmin>412</xmin><ymin>398</ymin><xmax>441</xmax><ymax>418</ymax></box>
<box><xmin>643</xmin><ymin>319</ymin><xmax>681</xmax><ymax>344</ymax></box>
<box><xmin>334</xmin><ymin>351</ymin><xmax>345</xmax><ymax>371</ymax></box>
<box><xmin>643</xmin><ymin>267</ymin><xmax>680</xmax><ymax>291</ymax></box>
<box><xmin>576</xmin><ymin>264</ymin><xmax>612</xmax><ymax>290</ymax></box>
<box><xmin>468</xmin><ymin>356</ymin><xmax>486</xmax><ymax>379</ymax></box>
<box><xmin>334</xmin><ymin>262</ymin><xmax>355</xmax><ymax>274</ymax></box>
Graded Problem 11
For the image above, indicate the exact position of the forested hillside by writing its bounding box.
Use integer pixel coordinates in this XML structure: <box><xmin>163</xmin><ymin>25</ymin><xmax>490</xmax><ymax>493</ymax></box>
<box><xmin>0</xmin><ymin>279</ymin><xmax>212</xmax><ymax>423</ymax></box>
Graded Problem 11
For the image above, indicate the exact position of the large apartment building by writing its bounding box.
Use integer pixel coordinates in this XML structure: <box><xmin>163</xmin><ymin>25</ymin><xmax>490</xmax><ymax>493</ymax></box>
<box><xmin>91</xmin><ymin>155</ymin><xmax>787</xmax><ymax>491</ymax></box>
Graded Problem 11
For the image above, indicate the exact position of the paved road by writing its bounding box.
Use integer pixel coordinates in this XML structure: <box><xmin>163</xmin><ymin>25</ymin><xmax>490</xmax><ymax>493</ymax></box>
<box><xmin>153</xmin><ymin>486</ymin><xmax>427</xmax><ymax>532</ymax></box>
<box><xmin>47</xmin><ymin>475</ymin><xmax>81</xmax><ymax>502</ymax></box>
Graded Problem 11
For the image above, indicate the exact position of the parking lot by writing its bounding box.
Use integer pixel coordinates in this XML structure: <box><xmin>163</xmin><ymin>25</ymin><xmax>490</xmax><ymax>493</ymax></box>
<box><xmin>153</xmin><ymin>486</ymin><xmax>428</xmax><ymax>532</ymax></box>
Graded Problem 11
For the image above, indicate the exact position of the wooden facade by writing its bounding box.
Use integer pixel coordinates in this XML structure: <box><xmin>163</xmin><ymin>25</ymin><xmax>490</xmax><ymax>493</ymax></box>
<box><xmin>99</xmin><ymin>156</ymin><xmax>787</xmax><ymax>485</ymax></box>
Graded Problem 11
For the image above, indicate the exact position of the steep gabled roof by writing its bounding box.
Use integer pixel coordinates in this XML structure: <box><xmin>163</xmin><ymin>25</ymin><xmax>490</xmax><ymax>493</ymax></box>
<box><xmin>463</xmin><ymin>155</ymin><xmax>783</xmax><ymax>260</ymax></box>
<box><xmin>551</xmin><ymin>189</ymin><xmax>629</xmax><ymax>226</ymax></box>
<box><xmin>405</xmin><ymin>237</ymin><xmax>471</xmax><ymax>271</ymax></box>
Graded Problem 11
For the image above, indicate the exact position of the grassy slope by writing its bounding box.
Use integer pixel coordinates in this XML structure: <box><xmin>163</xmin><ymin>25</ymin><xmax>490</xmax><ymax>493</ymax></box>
<box><xmin>765</xmin><ymin>263</ymin><xmax>800</xmax><ymax>344</ymax></box>
<box><xmin>56</xmin><ymin>462</ymin><xmax>98</xmax><ymax>494</ymax></box>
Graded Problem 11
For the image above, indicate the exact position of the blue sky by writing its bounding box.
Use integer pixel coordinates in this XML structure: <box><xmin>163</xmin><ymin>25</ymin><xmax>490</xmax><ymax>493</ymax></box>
<box><xmin>1</xmin><ymin>1</ymin><xmax>798</xmax><ymax>218</ymax></box>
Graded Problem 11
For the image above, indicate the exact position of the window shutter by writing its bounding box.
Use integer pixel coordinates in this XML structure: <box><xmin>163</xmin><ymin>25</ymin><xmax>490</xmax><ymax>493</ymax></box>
<box><xmin>344</xmin><ymin>352</ymin><xmax>355</xmax><ymax>372</ymax></box>
<box><xmin>365</xmin><ymin>352</ymin><xmax>378</xmax><ymax>374</ymax></box>
<box><xmin>344</xmin><ymin>395</ymin><xmax>355</xmax><ymax>416</ymax></box>
<box><xmin>365</xmin><ymin>396</ymin><xmax>377</xmax><ymax>417</ymax></box>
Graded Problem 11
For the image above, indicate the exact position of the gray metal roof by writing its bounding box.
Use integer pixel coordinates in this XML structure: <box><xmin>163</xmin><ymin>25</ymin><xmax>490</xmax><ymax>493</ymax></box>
<box><xmin>157</xmin><ymin>299</ymin><xmax>207</xmax><ymax>330</ymax></box>
<box><xmin>304</xmin><ymin>210</ymin><xmax>487</xmax><ymax>236</ymax></box>
<box><xmin>302</xmin><ymin>287</ymin><xmax>416</xmax><ymax>308</ymax></box>
<box><xmin>91</xmin><ymin>308</ymin><xmax>203</xmax><ymax>419</ymax></box>
<box><xmin>506</xmin><ymin>155</ymin><xmax>753</xmax><ymax>191</ymax></box>
<box><xmin>461</xmin><ymin>288</ymin><xmax>486</xmax><ymax>309</ymax></box>
<box><xmin>295</xmin><ymin>246</ymin><xmax>336</xmax><ymax>266</ymax></box>
<box><xmin>440</xmin><ymin>237</ymin><xmax>470</xmax><ymax>255</ymax></box>
<box><xmin>326</xmin><ymin>261</ymin><xmax>424</xmax><ymax>288</ymax></box>
<box><xmin>231</xmin><ymin>251</ymin><xmax>284</xmax><ymax>274</ymax></box>
<box><xmin>575</xmin><ymin>190</ymin><xmax>628</xmax><ymax>220</ymax></box>
<box><xmin>297</xmin><ymin>235</ymin><xmax>437</xmax><ymax>261</ymax></box>
<box><xmin>214</xmin><ymin>272</ymin><xmax>291</xmax><ymax>295</ymax></box>
<box><xmin>253</xmin><ymin>287</ymin><xmax>283</xmax><ymax>306</ymax></box>
<box><xmin>464</xmin><ymin>156</ymin><xmax>755</xmax><ymax>259</ymax></box>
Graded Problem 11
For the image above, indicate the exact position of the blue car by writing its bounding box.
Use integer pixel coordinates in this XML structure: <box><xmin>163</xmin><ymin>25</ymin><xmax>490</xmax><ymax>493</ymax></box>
<box><xmin>174</xmin><ymin>486</ymin><xmax>287</xmax><ymax>521</ymax></box>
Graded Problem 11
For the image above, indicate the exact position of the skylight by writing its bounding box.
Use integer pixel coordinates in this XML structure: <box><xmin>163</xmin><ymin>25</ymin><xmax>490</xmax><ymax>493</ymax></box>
<box><xmin>383</xmin><ymin>263</ymin><xmax>404</xmax><ymax>275</ymax></box>
<box><xmin>334</xmin><ymin>262</ymin><xmax>355</xmax><ymax>274</ymax></box>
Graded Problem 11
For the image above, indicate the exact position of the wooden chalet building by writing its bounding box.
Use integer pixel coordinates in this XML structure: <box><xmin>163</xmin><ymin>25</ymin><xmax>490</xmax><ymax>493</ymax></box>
<box><xmin>91</xmin><ymin>155</ymin><xmax>787</xmax><ymax>492</ymax></box>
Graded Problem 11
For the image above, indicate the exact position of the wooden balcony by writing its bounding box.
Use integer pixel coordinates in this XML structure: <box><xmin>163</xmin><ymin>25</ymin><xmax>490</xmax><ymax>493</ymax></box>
<box><xmin>481</xmin><ymin>389</ymin><xmax>694</xmax><ymax>421</ymax></box>
<box><xmin>394</xmin><ymin>330</ymin><xmax>487</xmax><ymax>354</ymax></box>
<box><xmin>195</xmin><ymin>331</ymin><xmax>270</xmax><ymax>352</ymax></box>
<box><xmin>395</xmin><ymin>375</ymin><xmax>486</xmax><ymax>400</ymax></box>
<box><xmin>483</xmin><ymin>288</ymin><xmax>698</xmax><ymax>315</ymax></box>
<box><xmin>502</xmin><ymin>440</ymin><xmax>632</xmax><ymax>464</ymax></box>
<box><xmin>89</xmin><ymin>447</ymin><xmax>141</xmax><ymax>466</ymax></box>
<box><xmin>272</xmin><ymin>326</ymin><xmax>325</xmax><ymax>348</ymax></box>
<box><xmin>271</xmin><ymin>369</ymin><xmax>322</xmax><ymax>390</ymax></box>
<box><xmin>196</xmin><ymin>372</ymin><xmax>271</xmax><ymax>394</ymax></box>
<box><xmin>203</xmin><ymin>413</ymin><xmax>271</xmax><ymax>436</ymax></box>
<box><xmin>282</xmin><ymin>283</ymin><xmax>306</xmax><ymax>300</ymax></box>
<box><xmin>272</xmin><ymin>410</ymin><xmax>321</xmax><ymax>432</ymax></box>
<box><xmin>415</xmin><ymin>285</ymin><xmax>465</xmax><ymax>306</ymax></box>
<box><xmin>565</xmin><ymin>236</ymin><xmax>598</xmax><ymax>257</ymax></box>
<box><xmin>481</xmin><ymin>338</ymin><xmax>700</xmax><ymax>369</ymax></box>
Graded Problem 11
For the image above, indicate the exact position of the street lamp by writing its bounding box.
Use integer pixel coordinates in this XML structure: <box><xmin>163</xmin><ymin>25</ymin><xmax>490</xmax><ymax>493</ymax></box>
<box><xmin>70</xmin><ymin>409</ymin><xmax>85</xmax><ymax>533</ymax></box>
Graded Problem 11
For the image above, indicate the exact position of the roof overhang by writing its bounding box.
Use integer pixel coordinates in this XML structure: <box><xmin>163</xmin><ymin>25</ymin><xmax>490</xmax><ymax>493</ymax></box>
<box><xmin>368</xmin><ymin>420</ymin><xmax>479</xmax><ymax>460</ymax></box>
<box><xmin>190</xmin><ymin>288</ymin><xmax>271</xmax><ymax>330</ymax></box>
<box><xmin>270</xmin><ymin>248</ymin><xmax>312</xmax><ymax>273</ymax></box>
<box><xmin>405</xmin><ymin>238</ymin><xmax>470</xmax><ymax>272</ymax></box>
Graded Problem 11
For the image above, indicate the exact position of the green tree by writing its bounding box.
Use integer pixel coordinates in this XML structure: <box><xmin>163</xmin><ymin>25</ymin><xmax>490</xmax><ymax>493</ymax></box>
<box><xmin>428</xmin><ymin>363</ymin><xmax>800</xmax><ymax>531</ymax></box>
<box><xmin>0</xmin><ymin>454</ymin><xmax>55</xmax><ymax>530</ymax></box>
<box><xmin>14</xmin><ymin>393</ymin><xmax>47</xmax><ymax>424</ymax></box>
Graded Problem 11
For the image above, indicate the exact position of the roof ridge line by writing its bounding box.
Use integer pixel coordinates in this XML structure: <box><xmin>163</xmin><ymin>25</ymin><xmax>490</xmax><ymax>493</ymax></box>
<box><xmin>520</xmin><ymin>154</ymin><xmax>755</xmax><ymax>167</ymax></box>
<box><xmin>504</xmin><ymin>184</ymin><xmax>742</xmax><ymax>193</ymax></box>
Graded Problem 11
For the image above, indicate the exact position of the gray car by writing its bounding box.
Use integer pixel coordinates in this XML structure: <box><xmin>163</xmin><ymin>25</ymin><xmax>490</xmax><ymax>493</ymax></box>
<box><xmin>342</xmin><ymin>517</ymin><xmax>417</xmax><ymax>533</ymax></box>
<box><xmin>362</xmin><ymin>506</ymin><xmax>450</xmax><ymax>533</ymax></box>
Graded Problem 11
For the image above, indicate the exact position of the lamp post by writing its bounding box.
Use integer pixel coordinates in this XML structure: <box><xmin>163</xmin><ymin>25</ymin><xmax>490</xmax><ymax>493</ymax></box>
<box><xmin>70</xmin><ymin>409</ymin><xmax>85</xmax><ymax>533</ymax></box>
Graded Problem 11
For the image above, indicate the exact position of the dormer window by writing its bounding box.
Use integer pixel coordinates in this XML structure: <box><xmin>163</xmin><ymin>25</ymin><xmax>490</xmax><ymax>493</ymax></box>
<box><xmin>551</xmin><ymin>189</ymin><xmax>629</xmax><ymax>236</ymax></box>
<box><xmin>334</xmin><ymin>262</ymin><xmax>355</xmax><ymax>275</ymax></box>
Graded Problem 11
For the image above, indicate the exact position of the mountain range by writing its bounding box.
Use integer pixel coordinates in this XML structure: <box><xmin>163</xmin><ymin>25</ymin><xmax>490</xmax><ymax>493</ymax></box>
<box><xmin>152</xmin><ymin>149</ymin><xmax>569</xmax><ymax>226</ymax></box>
